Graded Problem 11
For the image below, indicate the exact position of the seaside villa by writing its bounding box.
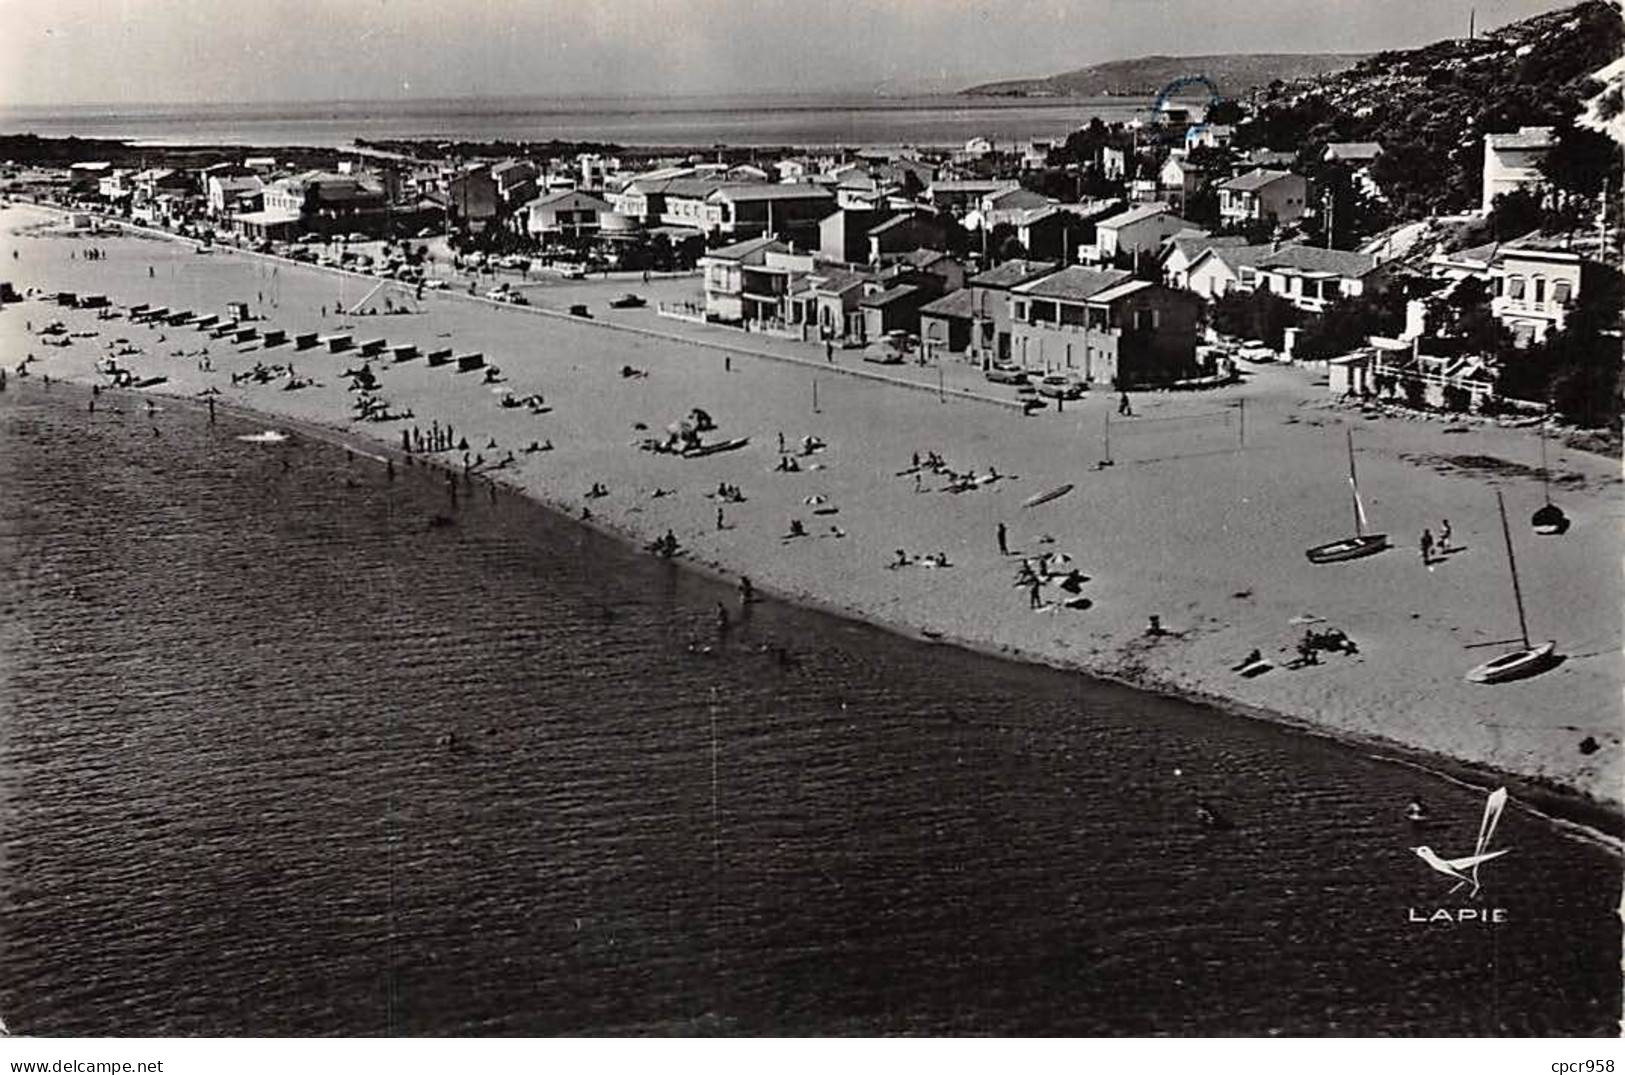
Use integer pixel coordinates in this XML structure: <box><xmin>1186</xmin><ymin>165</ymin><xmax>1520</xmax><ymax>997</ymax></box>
<box><xmin>1006</xmin><ymin>265</ymin><xmax>1202</xmax><ymax>386</ymax></box>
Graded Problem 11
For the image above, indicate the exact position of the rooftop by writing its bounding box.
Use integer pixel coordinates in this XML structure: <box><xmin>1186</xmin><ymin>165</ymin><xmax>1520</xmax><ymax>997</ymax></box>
<box><xmin>1486</xmin><ymin>126</ymin><xmax>1556</xmax><ymax>150</ymax></box>
<box><xmin>712</xmin><ymin>183</ymin><xmax>835</xmax><ymax>203</ymax></box>
<box><xmin>859</xmin><ymin>283</ymin><xmax>922</xmax><ymax>308</ymax></box>
<box><xmin>1220</xmin><ymin>168</ymin><xmax>1300</xmax><ymax>193</ymax></box>
<box><xmin>1015</xmin><ymin>265</ymin><xmax>1133</xmax><ymax>302</ymax></box>
<box><xmin>1257</xmin><ymin>244</ymin><xmax>1380</xmax><ymax>278</ymax></box>
<box><xmin>1324</xmin><ymin>142</ymin><xmax>1384</xmax><ymax>161</ymax></box>
<box><xmin>968</xmin><ymin>258</ymin><xmax>1058</xmax><ymax>289</ymax></box>
<box><xmin>704</xmin><ymin>235</ymin><xmax>787</xmax><ymax>263</ymax></box>
<box><xmin>919</xmin><ymin>288</ymin><xmax>978</xmax><ymax>320</ymax></box>
<box><xmin>1097</xmin><ymin>202</ymin><xmax>1181</xmax><ymax>230</ymax></box>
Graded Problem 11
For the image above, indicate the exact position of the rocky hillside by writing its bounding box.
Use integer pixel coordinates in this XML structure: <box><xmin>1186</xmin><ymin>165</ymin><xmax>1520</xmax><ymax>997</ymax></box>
<box><xmin>1234</xmin><ymin>0</ymin><xmax>1623</xmax><ymax>215</ymax></box>
<box><xmin>962</xmin><ymin>53</ymin><xmax>1367</xmax><ymax>99</ymax></box>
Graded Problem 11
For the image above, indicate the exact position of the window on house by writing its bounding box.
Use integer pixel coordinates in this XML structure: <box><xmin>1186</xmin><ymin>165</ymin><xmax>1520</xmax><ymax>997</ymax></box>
<box><xmin>1553</xmin><ymin>280</ymin><xmax>1573</xmax><ymax>306</ymax></box>
<box><xmin>1533</xmin><ymin>277</ymin><xmax>1545</xmax><ymax>306</ymax></box>
<box><xmin>1014</xmin><ymin>301</ymin><xmax>1027</xmax><ymax>321</ymax></box>
<box><xmin>1134</xmin><ymin>308</ymin><xmax>1156</xmax><ymax>331</ymax></box>
<box><xmin>1506</xmin><ymin>276</ymin><xmax>1525</xmax><ymax>300</ymax></box>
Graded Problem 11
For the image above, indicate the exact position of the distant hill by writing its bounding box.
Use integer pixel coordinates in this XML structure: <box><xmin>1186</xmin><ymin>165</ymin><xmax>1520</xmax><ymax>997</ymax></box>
<box><xmin>961</xmin><ymin>54</ymin><xmax>1369</xmax><ymax>99</ymax></box>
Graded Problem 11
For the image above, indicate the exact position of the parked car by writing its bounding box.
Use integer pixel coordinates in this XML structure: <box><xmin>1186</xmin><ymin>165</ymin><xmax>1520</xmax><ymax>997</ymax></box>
<box><xmin>422</xmin><ymin>279</ymin><xmax>449</xmax><ymax>290</ymax></box>
<box><xmin>1037</xmin><ymin>372</ymin><xmax>1085</xmax><ymax>400</ymax></box>
<box><xmin>984</xmin><ymin>362</ymin><xmax>1028</xmax><ymax>385</ymax></box>
<box><xmin>484</xmin><ymin>286</ymin><xmax>510</xmax><ymax>300</ymax></box>
<box><xmin>506</xmin><ymin>293</ymin><xmax>530</xmax><ymax>306</ymax></box>
<box><xmin>609</xmin><ymin>293</ymin><xmax>646</xmax><ymax>309</ymax></box>
<box><xmin>569</xmin><ymin>304</ymin><xmax>591</xmax><ymax>317</ymax></box>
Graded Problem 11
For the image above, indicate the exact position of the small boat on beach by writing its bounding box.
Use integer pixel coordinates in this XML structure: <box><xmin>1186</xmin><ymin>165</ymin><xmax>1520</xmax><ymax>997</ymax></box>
<box><xmin>1530</xmin><ymin>419</ymin><xmax>1570</xmax><ymax>535</ymax></box>
<box><xmin>682</xmin><ymin>436</ymin><xmax>750</xmax><ymax>458</ymax></box>
<box><xmin>1306</xmin><ymin>430</ymin><xmax>1389</xmax><ymax>563</ymax></box>
<box><xmin>1023</xmin><ymin>483</ymin><xmax>1073</xmax><ymax>509</ymax></box>
<box><xmin>1466</xmin><ymin>490</ymin><xmax>1559</xmax><ymax>684</ymax></box>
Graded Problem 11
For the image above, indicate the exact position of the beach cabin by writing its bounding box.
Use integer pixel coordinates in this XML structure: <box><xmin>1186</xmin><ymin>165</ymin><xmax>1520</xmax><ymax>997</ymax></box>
<box><xmin>426</xmin><ymin>348</ymin><xmax>452</xmax><ymax>367</ymax></box>
<box><xmin>226</xmin><ymin>301</ymin><xmax>250</xmax><ymax>322</ymax></box>
<box><xmin>143</xmin><ymin>306</ymin><xmax>171</xmax><ymax>323</ymax></box>
<box><xmin>358</xmin><ymin>338</ymin><xmax>386</xmax><ymax>357</ymax></box>
<box><xmin>234</xmin><ymin>327</ymin><xmax>259</xmax><ymax>343</ymax></box>
<box><xmin>194</xmin><ymin>314</ymin><xmax>219</xmax><ymax>330</ymax></box>
<box><xmin>325</xmin><ymin>334</ymin><xmax>353</xmax><ymax>353</ymax></box>
<box><xmin>391</xmin><ymin>344</ymin><xmax>419</xmax><ymax>362</ymax></box>
<box><xmin>455</xmin><ymin>353</ymin><xmax>485</xmax><ymax>372</ymax></box>
<box><xmin>56</xmin><ymin>292</ymin><xmax>78</xmax><ymax>307</ymax></box>
<box><xmin>127</xmin><ymin>303</ymin><xmax>150</xmax><ymax>318</ymax></box>
<box><xmin>294</xmin><ymin>332</ymin><xmax>320</xmax><ymax>350</ymax></box>
<box><xmin>80</xmin><ymin>293</ymin><xmax>109</xmax><ymax>309</ymax></box>
<box><xmin>168</xmin><ymin>310</ymin><xmax>194</xmax><ymax>326</ymax></box>
<box><xmin>260</xmin><ymin>329</ymin><xmax>287</xmax><ymax>348</ymax></box>
<box><xmin>211</xmin><ymin>322</ymin><xmax>240</xmax><ymax>338</ymax></box>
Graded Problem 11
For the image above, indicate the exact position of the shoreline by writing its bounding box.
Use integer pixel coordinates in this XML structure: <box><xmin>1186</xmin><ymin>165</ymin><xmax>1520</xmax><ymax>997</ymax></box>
<box><xmin>17</xmin><ymin>375</ymin><xmax>1623</xmax><ymax>845</ymax></box>
<box><xmin>4</xmin><ymin>202</ymin><xmax>1620</xmax><ymax>831</ymax></box>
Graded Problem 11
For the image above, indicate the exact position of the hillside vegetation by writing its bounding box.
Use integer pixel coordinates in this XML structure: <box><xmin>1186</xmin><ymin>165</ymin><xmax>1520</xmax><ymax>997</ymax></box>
<box><xmin>1234</xmin><ymin>0</ymin><xmax>1623</xmax><ymax>216</ymax></box>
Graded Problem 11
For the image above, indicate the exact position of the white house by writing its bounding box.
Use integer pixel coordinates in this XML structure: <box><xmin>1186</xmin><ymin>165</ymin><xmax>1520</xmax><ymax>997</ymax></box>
<box><xmin>1218</xmin><ymin>169</ymin><xmax>1309</xmax><ymax>227</ymax></box>
<box><xmin>1086</xmin><ymin>203</ymin><xmax>1195</xmax><ymax>266</ymax></box>
<box><xmin>524</xmin><ymin>189</ymin><xmax>613</xmax><ymax>239</ymax></box>
<box><xmin>1490</xmin><ymin>243</ymin><xmax>1582</xmax><ymax>345</ymax></box>
<box><xmin>1481</xmin><ymin>127</ymin><xmax>1555</xmax><ymax>214</ymax></box>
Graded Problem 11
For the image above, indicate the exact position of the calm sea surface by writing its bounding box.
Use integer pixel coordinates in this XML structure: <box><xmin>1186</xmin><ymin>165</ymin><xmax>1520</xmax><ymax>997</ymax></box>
<box><xmin>0</xmin><ymin>382</ymin><xmax>1617</xmax><ymax>1036</ymax></box>
<box><xmin>0</xmin><ymin>94</ymin><xmax>1148</xmax><ymax>150</ymax></box>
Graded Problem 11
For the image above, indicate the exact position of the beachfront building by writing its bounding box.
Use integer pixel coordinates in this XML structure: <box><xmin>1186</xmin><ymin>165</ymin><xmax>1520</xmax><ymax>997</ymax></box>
<box><xmin>700</xmin><ymin>236</ymin><xmax>816</xmax><ymax>327</ymax></box>
<box><xmin>1491</xmin><ymin>243</ymin><xmax>1582</xmax><ymax>346</ymax></box>
<box><xmin>206</xmin><ymin>170</ymin><xmax>264</xmax><ymax>219</ymax></box>
<box><xmin>858</xmin><ymin>282</ymin><xmax>933</xmax><ymax>341</ymax></box>
<box><xmin>1007</xmin><ymin>266</ymin><xmax>1203</xmax><ymax>386</ymax></box>
<box><xmin>248</xmin><ymin>170</ymin><xmax>389</xmax><ymax>239</ymax></box>
<box><xmin>1085</xmin><ymin>203</ymin><xmax>1194</xmax><ymax>267</ymax></box>
<box><xmin>919</xmin><ymin>288</ymin><xmax>976</xmax><ymax>360</ymax></box>
<box><xmin>1218</xmin><ymin>169</ymin><xmax>1309</xmax><ymax>227</ymax></box>
<box><xmin>523</xmin><ymin>189</ymin><xmax>613</xmax><ymax>240</ymax></box>
<box><xmin>1181</xmin><ymin>243</ymin><xmax>1274</xmax><ymax>299</ymax></box>
<box><xmin>708</xmin><ymin>184</ymin><xmax>835</xmax><ymax>242</ymax></box>
<box><xmin>966</xmin><ymin>258</ymin><xmax>1057</xmax><ymax>365</ymax></box>
<box><xmin>1481</xmin><ymin>126</ymin><xmax>1555</xmax><ymax>214</ymax></box>
<box><xmin>492</xmin><ymin>160</ymin><xmax>540</xmax><ymax>208</ymax></box>
<box><xmin>446</xmin><ymin>168</ymin><xmax>501</xmax><ymax>230</ymax></box>
<box><xmin>802</xmin><ymin>266</ymin><xmax>870</xmax><ymax>341</ymax></box>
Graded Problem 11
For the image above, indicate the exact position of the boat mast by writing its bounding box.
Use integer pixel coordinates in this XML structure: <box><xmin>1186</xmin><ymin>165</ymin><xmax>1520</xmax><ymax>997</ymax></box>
<box><xmin>1539</xmin><ymin>418</ymin><xmax>1552</xmax><ymax>507</ymax></box>
<box><xmin>1347</xmin><ymin>428</ymin><xmax>1364</xmax><ymax>537</ymax></box>
<box><xmin>1496</xmin><ymin>490</ymin><xmax>1532</xmax><ymax>649</ymax></box>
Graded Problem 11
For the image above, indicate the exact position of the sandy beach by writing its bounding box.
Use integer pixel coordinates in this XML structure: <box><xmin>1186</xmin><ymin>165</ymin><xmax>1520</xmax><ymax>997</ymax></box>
<box><xmin>4</xmin><ymin>203</ymin><xmax>1620</xmax><ymax>818</ymax></box>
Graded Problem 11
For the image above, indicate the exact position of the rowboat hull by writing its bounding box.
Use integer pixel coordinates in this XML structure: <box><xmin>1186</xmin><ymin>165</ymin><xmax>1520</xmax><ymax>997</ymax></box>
<box><xmin>1023</xmin><ymin>483</ymin><xmax>1074</xmax><ymax>509</ymax></box>
<box><xmin>1466</xmin><ymin>641</ymin><xmax>1558</xmax><ymax>684</ymax></box>
<box><xmin>1305</xmin><ymin>533</ymin><xmax>1389</xmax><ymax>563</ymax></box>
<box><xmin>681</xmin><ymin>436</ymin><xmax>750</xmax><ymax>458</ymax></box>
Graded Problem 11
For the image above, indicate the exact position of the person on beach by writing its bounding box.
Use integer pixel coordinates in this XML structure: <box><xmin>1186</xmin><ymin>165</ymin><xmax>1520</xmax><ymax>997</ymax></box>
<box><xmin>1119</xmin><ymin>392</ymin><xmax>1133</xmax><ymax>417</ymax></box>
<box><xmin>738</xmin><ymin>576</ymin><xmax>755</xmax><ymax>604</ymax></box>
<box><xmin>1420</xmin><ymin>528</ymin><xmax>1434</xmax><ymax>566</ymax></box>
<box><xmin>825</xmin><ymin>341</ymin><xmax>834</xmax><ymax>363</ymax></box>
<box><xmin>997</xmin><ymin>522</ymin><xmax>1009</xmax><ymax>556</ymax></box>
<box><xmin>1028</xmin><ymin>578</ymin><xmax>1044</xmax><ymax>610</ymax></box>
<box><xmin>715</xmin><ymin>603</ymin><xmax>731</xmax><ymax>634</ymax></box>
<box><xmin>716</xmin><ymin>507</ymin><xmax>725</xmax><ymax>531</ymax></box>
<box><xmin>1439</xmin><ymin>519</ymin><xmax>1452</xmax><ymax>552</ymax></box>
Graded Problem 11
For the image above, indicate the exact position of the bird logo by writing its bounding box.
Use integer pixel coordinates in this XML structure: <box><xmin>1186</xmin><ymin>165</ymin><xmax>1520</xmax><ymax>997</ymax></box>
<box><xmin>1412</xmin><ymin>787</ymin><xmax>1510</xmax><ymax>898</ymax></box>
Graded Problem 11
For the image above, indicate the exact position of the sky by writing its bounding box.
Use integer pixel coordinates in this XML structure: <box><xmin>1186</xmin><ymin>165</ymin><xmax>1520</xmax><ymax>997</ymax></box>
<box><xmin>0</xmin><ymin>0</ymin><xmax>1580</xmax><ymax>107</ymax></box>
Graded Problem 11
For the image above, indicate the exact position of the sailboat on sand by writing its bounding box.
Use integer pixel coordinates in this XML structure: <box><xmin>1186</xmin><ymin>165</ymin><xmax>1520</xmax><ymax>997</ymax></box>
<box><xmin>1466</xmin><ymin>490</ymin><xmax>1559</xmax><ymax>684</ymax></box>
<box><xmin>1305</xmin><ymin>429</ymin><xmax>1390</xmax><ymax>564</ymax></box>
<box><xmin>1530</xmin><ymin>417</ymin><xmax>1570</xmax><ymax>535</ymax></box>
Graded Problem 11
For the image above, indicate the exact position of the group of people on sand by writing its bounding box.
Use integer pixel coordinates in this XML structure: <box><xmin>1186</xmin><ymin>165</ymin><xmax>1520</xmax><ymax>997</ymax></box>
<box><xmin>647</xmin><ymin>529</ymin><xmax>679</xmax><ymax>558</ymax></box>
<box><xmin>1014</xmin><ymin>554</ymin><xmax>1087</xmax><ymax>608</ymax></box>
<box><xmin>411</xmin><ymin>422</ymin><xmax>466</xmax><ymax>454</ymax></box>
<box><xmin>74</xmin><ymin>247</ymin><xmax>109</xmax><ymax>261</ymax></box>
<box><xmin>890</xmin><ymin>548</ymin><xmax>952</xmax><ymax>570</ymax></box>
<box><xmin>712</xmin><ymin>481</ymin><xmax>745</xmax><ymax>503</ymax></box>
<box><xmin>1419</xmin><ymin>519</ymin><xmax>1453</xmax><ymax>566</ymax></box>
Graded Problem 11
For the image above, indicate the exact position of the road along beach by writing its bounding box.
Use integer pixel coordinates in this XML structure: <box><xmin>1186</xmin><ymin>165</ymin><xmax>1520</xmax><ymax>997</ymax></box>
<box><xmin>4</xmin><ymin>203</ymin><xmax>1620</xmax><ymax>818</ymax></box>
